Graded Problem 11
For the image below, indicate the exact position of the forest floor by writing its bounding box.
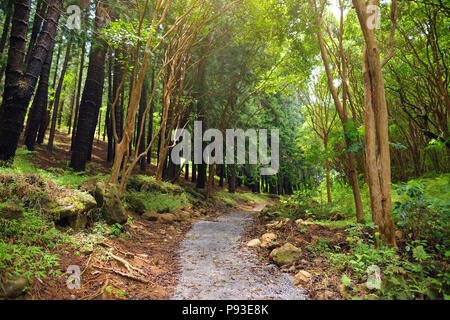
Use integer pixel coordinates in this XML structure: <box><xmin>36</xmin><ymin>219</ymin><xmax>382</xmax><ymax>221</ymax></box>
<box><xmin>4</xmin><ymin>131</ymin><xmax>315</xmax><ymax>300</ymax></box>
<box><xmin>242</xmin><ymin>216</ymin><xmax>349</xmax><ymax>300</ymax></box>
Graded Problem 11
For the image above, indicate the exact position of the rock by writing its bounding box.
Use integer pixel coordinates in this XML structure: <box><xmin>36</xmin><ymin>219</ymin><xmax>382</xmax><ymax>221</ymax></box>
<box><xmin>261</xmin><ymin>232</ymin><xmax>277</xmax><ymax>247</ymax></box>
<box><xmin>80</xmin><ymin>245</ymin><xmax>94</xmax><ymax>255</ymax></box>
<box><xmin>295</xmin><ymin>218</ymin><xmax>314</xmax><ymax>227</ymax></box>
<box><xmin>315</xmin><ymin>289</ymin><xmax>334</xmax><ymax>300</ymax></box>
<box><xmin>48</xmin><ymin>191</ymin><xmax>97</xmax><ymax>229</ymax></box>
<box><xmin>266</xmin><ymin>220</ymin><xmax>284</xmax><ymax>229</ymax></box>
<box><xmin>142</xmin><ymin>208</ymin><xmax>158</xmax><ymax>221</ymax></box>
<box><xmin>177</xmin><ymin>211</ymin><xmax>191</xmax><ymax>222</ymax></box>
<box><xmin>247</xmin><ymin>239</ymin><xmax>261</xmax><ymax>247</ymax></box>
<box><xmin>158</xmin><ymin>213</ymin><xmax>176</xmax><ymax>224</ymax></box>
<box><xmin>94</xmin><ymin>181</ymin><xmax>106</xmax><ymax>207</ymax></box>
<box><xmin>293</xmin><ymin>270</ymin><xmax>312</xmax><ymax>286</ymax></box>
<box><xmin>1</xmin><ymin>278</ymin><xmax>28</xmax><ymax>298</ymax></box>
<box><xmin>269</xmin><ymin>243</ymin><xmax>302</xmax><ymax>266</ymax></box>
<box><xmin>0</xmin><ymin>201</ymin><xmax>23</xmax><ymax>219</ymax></box>
<box><xmin>101</xmin><ymin>188</ymin><xmax>128</xmax><ymax>225</ymax></box>
<box><xmin>126</xmin><ymin>196</ymin><xmax>146</xmax><ymax>214</ymax></box>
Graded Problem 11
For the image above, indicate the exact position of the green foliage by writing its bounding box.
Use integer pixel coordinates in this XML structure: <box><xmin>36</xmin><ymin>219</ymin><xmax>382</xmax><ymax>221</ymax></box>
<box><xmin>110</xmin><ymin>223</ymin><xmax>123</xmax><ymax>238</ymax></box>
<box><xmin>0</xmin><ymin>210</ymin><xmax>68</xmax><ymax>280</ymax></box>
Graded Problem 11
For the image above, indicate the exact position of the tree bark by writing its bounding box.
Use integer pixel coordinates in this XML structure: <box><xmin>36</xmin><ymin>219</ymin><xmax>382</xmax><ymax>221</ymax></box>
<box><xmin>24</xmin><ymin>40</ymin><xmax>54</xmax><ymax>150</ymax></box>
<box><xmin>353</xmin><ymin>0</ymin><xmax>396</xmax><ymax>246</ymax></box>
<box><xmin>24</xmin><ymin>0</ymin><xmax>46</xmax><ymax>65</ymax></box>
<box><xmin>0</xmin><ymin>0</ymin><xmax>13</xmax><ymax>87</ymax></box>
<box><xmin>48</xmin><ymin>39</ymin><xmax>72</xmax><ymax>151</ymax></box>
<box><xmin>70</xmin><ymin>5</ymin><xmax>107</xmax><ymax>171</ymax></box>
<box><xmin>71</xmin><ymin>41</ymin><xmax>86</xmax><ymax>150</ymax></box>
<box><xmin>0</xmin><ymin>0</ymin><xmax>61</xmax><ymax>162</ymax></box>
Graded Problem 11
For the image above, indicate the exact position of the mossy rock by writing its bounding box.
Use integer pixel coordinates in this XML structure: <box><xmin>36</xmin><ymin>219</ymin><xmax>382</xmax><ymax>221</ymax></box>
<box><xmin>176</xmin><ymin>211</ymin><xmax>191</xmax><ymax>221</ymax></box>
<box><xmin>94</xmin><ymin>181</ymin><xmax>106</xmax><ymax>207</ymax></box>
<box><xmin>0</xmin><ymin>277</ymin><xmax>29</xmax><ymax>298</ymax></box>
<box><xmin>0</xmin><ymin>201</ymin><xmax>24</xmax><ymax>220</ymax></box>
<box><xmin>46</xmin><ymin>191</ymin><xmax>97</xmax><ymax>229</ymax></box>
<box><xmin>269</xmin><ymin>243</ymin><xmax>302</xmax><ymax>266</ymax></box>
<box><xmin>126</xmin><ymin>195</ymin><xmax>146</xmax><ymax>214</ymax></box>
<box><xmin>101</xmin><ymin>188</ymin><xmax>128</xmax><ymax>225</ymax></box>
<box><xmin>142</xmin><ymin>208</ymin><xmax>158</xmax><ymax>221</ymax></box>
<box><xmin>158</xmin><ymin>213</ymin><xmax>176</xmax><ymax>224</ymax></box>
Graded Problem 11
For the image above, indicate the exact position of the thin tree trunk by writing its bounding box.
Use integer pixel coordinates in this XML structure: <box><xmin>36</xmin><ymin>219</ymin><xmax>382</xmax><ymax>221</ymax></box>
<box><xmin>24</xmin><ymin>0</ymin><xmax>46</xmax><ymax>65</ymax></box>
<box><xmin>71</xmin><ymin>41</ymin><xmax>86</xmax><ymax>150</ymax></box>
<box><xmin>48</xmin><ymin>39</ymin><xmax>72</xmax><ymax>151</ymax></box>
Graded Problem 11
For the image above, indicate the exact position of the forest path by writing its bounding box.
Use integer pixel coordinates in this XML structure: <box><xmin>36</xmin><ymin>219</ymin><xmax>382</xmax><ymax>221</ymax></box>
<box><xmin>172</xmin><ymin>205</ymin><xmax>306</xmax><ymax>300</ymax></box>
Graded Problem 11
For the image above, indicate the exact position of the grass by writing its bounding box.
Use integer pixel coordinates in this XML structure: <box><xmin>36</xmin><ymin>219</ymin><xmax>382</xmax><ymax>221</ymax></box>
<box><xmin>0</xmin><ymin>147</ymin><xmax>109</xmax><ymax>188</ymax></box>
<box><xmin>0</xmin><ymin>209</ymin><xmax>69</xmax><ymax>280</ymax></box>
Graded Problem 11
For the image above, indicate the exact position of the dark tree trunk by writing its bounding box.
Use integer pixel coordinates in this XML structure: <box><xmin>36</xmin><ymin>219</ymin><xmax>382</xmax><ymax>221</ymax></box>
<box><xmin>0</xmin><ymin>0</ymin><xmax>13</xmax><ymax>55</ymax></box>
<box><xmin>196</xmin><ymin>162</ymin><xmax>207</xmax><ymax>189</ymax></box>
<box><xmin>219</xmin><ymin>164</ymin><xmax>224</xmax><ymax>187</ymax></box>
<box><xmin>192</xmin><ymin>163</ymin><xmax>197</xmax><ymax>182</ymax></box>
<box><xmin>106</xmin><ymin>49</ymin><xmax>113</xmax><ymax>162</ymax></box>
<box><xmin>185</xmin><ymin>163</ymin><xmax>189</xmax><ymax>180</ymax></box>
<box><xmin>0</xmin><ymin>0</ymin><xmax>61</xmax><ymax>161</ymax></box>
<box><xmin>24</xmin><ymin>40</ymin><xmax>54</xmax><ymax>150</ymax></box>
<box><xmin>228</xmin><ymin>164</ymin><xmax>236</xmax><ymax>193</ymax></box>
<box><xmin>71</xmin><ymin>41</ymin><xmax>86</xmax><ymax>151</ymax></box>
<box><xmin>67</xmin><ymin>86</ymin><xmax>76</xmax><ymax>135</ymax></box>
<box><xmin>137</xmin><ymin>79</ymin><xmax>147</xmax><ymax>171</ymax></box>
<box><xmin>0</xmin><ymin>0</ymin><xmax>13</xmax><ymax>87</ymax></box>
<box><xmin>36</xmin><ymin>109</ymin><xmax>50</xmax><ymax>144</ymax></box>
<box><xmin>57</xmin><ymin>97</ymin><xmax>65</xmax><ymax>129</ymax></box>
<box><xmin>24</xmin><ymin>0</ymin><xmax>46</xmax><ymax>65</ymax></box>
<box><xmin>146</xmin><ymin>69</ymin><xmax>155</xmax><ymax>164</ymax></box>
<box><xmin>70</xmin><ymin>6</ymin><xmax>106</xmax><ymax>171</ymax></box>
<box><xmin>48</xmin><ymin>39</ymin><xmax>72</xmax><ymax>151</ymax></box>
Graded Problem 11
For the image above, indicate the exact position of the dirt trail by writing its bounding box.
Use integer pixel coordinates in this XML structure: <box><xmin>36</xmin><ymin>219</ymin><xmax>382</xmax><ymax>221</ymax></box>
<box><xmin>172</xmin><ymin>206</ymin><xmax>306</xmax><ymax>300</ymax></box>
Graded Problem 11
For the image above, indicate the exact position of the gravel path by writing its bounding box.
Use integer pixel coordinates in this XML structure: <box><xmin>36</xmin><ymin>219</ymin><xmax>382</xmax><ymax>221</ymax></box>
<box><xmin>172</xmin><ymin>208</ymin><xmax>306</xmax><ymax>300</ymax></box>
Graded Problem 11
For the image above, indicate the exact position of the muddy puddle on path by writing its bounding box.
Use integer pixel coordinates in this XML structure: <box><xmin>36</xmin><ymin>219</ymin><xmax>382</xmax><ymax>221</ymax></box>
<box><xmin>172</xmin><ymin>207</ymin><xmax>306</xmax><ymax>300</ymax></box>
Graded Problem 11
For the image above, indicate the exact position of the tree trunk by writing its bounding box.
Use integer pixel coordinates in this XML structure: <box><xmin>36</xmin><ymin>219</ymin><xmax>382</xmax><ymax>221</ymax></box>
<box><xmin>24</xmin><ymin>0</ymin><xmax>46</xmax><ymax>65</ymax></box>
<box><xmin>0</xmin><ymin>0</ymin><xmax>61</xmax><ymax>162</ymax></box>
<box><xmin>24</xmin><ymin>40</ymin><xmax>54</xmax><ymax>150</ymax></box>
<box><xmin>70</xmin><ymin>5</ymin><xmax>107</xmax><ymax>171</ymax></box>
<box><xmin>353</xmin><ymin>0</ymin><xmax>396</xmax><ymax>246</ymax></box>
<box><xmin>137</xmin><ymin>79</ymin><xmax>147</xmax><ymax>171</ymax></box>
<box><xmin>228</xmin><ymin>164</ymin><xmax>236</xmax><ymax>193</ymax></box>
<box><xmin>146</xmin><ymin>69</ymin><xmax>155</xmax><ymax>165</ymax></box>
<box><xmin>48</xmin><ymin>39</ymin><xmax>72</xmax><ymax>151</ymax></box>
<box><xmin>71</xmin><ymin>41</ymin><xmax>86</xmax><ymax>151</ymax></box>
<box><xmin>0</xmin><ymin>0</ymin><xmax>13</xmax><ymax>88</ymax></box>
<box><xmin>312</xmin><ymin>5</ymin><xmax>365</xmax><ymax>223</ymax></box>
<box><xmin>106</xmin><ymin>49</ymin><xmax>114</xmax><ymax>162</ymax></box>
